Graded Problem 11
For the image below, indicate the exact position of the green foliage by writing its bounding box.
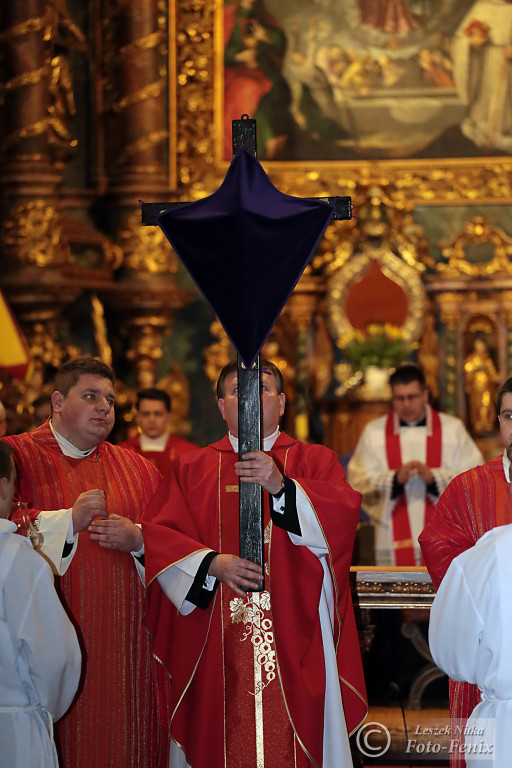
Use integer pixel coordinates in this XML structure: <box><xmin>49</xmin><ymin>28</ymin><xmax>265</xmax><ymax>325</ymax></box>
<box><xmin>345</xmin><ymin>324</ymin><xmax>415</xmax><ymax>370</ymax></box>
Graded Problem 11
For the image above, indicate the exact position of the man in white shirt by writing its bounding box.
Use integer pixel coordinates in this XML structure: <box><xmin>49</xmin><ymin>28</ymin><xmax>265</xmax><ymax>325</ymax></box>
<box><xmin>421</xmin><ymin>376</ymin><xmax>512</xmax><ymax>768</ymax></box>
<box><xmin>429</xmin><ymin>523</ymin><xmax>512</xmax><ymax>766</ymax></box>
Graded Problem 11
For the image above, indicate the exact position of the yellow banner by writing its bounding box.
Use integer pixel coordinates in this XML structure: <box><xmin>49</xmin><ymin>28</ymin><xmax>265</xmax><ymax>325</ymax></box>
<box><xmin>0</xmin><ymin>290</ymin><xmax>30</xmax><ymax>378</ymax></box>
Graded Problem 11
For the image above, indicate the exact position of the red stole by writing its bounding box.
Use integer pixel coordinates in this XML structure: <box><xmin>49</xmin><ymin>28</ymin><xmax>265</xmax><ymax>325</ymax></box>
<box><xmin>221</xmin><ymin>492</ymin><xmax>298</xmax><ymax>767</ymax></box>
<box><xmin>385</xmin><ymin>407</ymin><xmax>442</xmax><ymax>565</ymax></box>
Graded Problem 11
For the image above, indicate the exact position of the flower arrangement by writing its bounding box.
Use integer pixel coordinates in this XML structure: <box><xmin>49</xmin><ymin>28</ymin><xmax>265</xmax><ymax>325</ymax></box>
<box><xmin>344</xmin><ymin>323</ymin><xmax>414</xmax><ymax>370</ymax></box>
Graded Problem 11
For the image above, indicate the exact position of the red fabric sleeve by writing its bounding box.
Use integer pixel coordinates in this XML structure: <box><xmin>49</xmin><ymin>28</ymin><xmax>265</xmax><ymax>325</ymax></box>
<box><xmin>419</xmin><ymin>476</ymin><xmax>479</xmax><ymax>589</ymax></box>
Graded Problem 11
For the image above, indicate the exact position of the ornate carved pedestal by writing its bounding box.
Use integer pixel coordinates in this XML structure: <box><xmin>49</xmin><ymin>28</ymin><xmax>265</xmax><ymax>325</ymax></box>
<box><xmin>351</xmin><ymin>567</ymin><xmax>449</xmax><ymax>763</ymax></box>
<box><xmin>324</xmin><ymin>396</ymin><xmax>390</xmax><ymax>456</ymax></box>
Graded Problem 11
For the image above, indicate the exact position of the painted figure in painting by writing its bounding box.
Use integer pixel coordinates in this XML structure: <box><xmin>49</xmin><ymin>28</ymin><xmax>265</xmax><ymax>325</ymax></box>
<box><xmin>452</xmin><ymin>0</ymin><xmax>512</xmax><ymax>152</ymax></box>
<box><xmin>220</xmin><ymin>0</ymin><xmax>512</xmax><ymax>160</ymax></box>
<box><xmin>223</xmin><ymin>0</ymin><xmax>294</xmax><ymax>159</ymax></box>
<box><xmin>358</xmin><ymin>0</ymin><xmax>422</xmax><ymax>34</ymax></box>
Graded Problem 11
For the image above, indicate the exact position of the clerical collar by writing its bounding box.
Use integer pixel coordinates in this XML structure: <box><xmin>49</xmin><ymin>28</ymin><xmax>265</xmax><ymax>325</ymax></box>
<box><xmin>503</xmin><ymin>450</ymin><xmax>511</xmax><ymax>483</ymax></box>
<box><xmin>49</xmin><ymin>419</ymin><xmax>96</xmax><ymax>458</ymax></box>
<box><xmin>399</xmin><ymin>417</ymin><xmax>427</xmax><ymax>428</ymax></box>
<box><xmin>140</xmin><ymin>432</ymin><xmax>169</xmax><ymax>452</ymax></box>
<box><xmin>228</xmin><ymin>427</ymin><xmax>280</xmax><ymax>453</ymax></box>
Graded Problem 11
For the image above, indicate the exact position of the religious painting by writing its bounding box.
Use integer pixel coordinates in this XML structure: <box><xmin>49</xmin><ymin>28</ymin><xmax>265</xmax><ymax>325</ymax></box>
<box><xmin>216</xmin><ymin>0</ymin><xmax>512</xmax><ymax>163</ymax></box>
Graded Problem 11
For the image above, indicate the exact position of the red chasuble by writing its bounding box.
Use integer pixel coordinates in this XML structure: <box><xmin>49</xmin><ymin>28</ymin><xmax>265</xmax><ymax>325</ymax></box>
<box><xmin>385</xmin><ymin>406</ymin><xmax>442</xmax><ymax>564</ymax></box>
<box><xmin>420</xmin><ymin>457</ymin><xmax>512</xmax><ymax>768</ymax></box>
<box><xmin>3</xmin><ymin>423</ymin><xmax>167</xmax><ymax>768</ymax></box>
<box><xmin>119</xmin><ymin>432</ymin><xmax>198</xmax><ymax>475</ymax></box>
<box><xmin>143</xmin><ymin>433</ymin><xmax>367</xmax><ymax>768</ymax></box>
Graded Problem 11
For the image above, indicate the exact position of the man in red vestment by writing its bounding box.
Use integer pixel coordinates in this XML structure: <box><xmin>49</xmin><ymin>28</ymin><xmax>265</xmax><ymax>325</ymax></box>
<box><xmin>420</xmin><ymin>377</ymin><xmax>512</xmax><ymax>768</ymax></box>
<box><xmin>142</xmin><ymin>360</ymin><xmax>367</xmax><ymax>768</ymax></box>
<box><xmin>120</xmin><ymin>386</ymin><xmax>197</xmax><ymax>475</ymax></box>
<box><xmin>3</xmin><ymin>357</ymin><xmax>168</xmax><ymax>768</ymax></box>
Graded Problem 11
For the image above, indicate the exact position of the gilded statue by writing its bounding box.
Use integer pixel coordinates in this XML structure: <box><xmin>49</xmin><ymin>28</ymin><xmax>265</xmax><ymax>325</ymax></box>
<box><xmin>46</xmin><ymin>0</ymin><xmax>89</xmax><ymax>154</ymax></box>
<box><xmin>464</xmin><ymin>338</ymin><xmax>500</xmax><ymax>434</ymax></box>
<box><xmin>417</xmin><ymin>314</ymin><xmax>440</xmax><ymax>401</ymax></box>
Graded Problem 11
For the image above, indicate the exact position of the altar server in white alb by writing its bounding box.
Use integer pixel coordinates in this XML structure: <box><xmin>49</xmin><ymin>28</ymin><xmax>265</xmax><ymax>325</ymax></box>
<box><xmin>429</xmin><ymin>522</ymin><xmax>512</xmax><ymax>766</ymax></box>
<box><xmin>347</xmin><ymin>364</ymin><xmax>483</xmax><ymax>565</ymax></box>
<box><xmin>0</xmin><ymin>442</ymin><xmax>81</xmax><ymax>768</ymax></box>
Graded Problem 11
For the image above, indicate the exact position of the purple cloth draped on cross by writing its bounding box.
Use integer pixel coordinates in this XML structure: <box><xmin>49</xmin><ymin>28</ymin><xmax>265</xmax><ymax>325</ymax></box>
<box><xmin>157</xmin><ymin>147</ymin><xmax>334</xmax><ymax>368</ymax></box>
<box><xmin>144</xmin><ymin>125</ymin><xmax>350</xmax><ymax>589</ymax></box>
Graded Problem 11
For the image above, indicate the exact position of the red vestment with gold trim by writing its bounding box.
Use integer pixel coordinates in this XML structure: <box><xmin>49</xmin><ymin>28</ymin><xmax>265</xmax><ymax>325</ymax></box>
<box><xmin>143</xmin><ymin>433</ymin><xmax>367</xmax><ymax>768</ymax></box>
<box><xmin>420</xmin><ymin>457</ymin><xmax>512</xmax><ymax>768</ymax></box>
<box><xmin>3</xmin><ymin>423</ymin><xmax>167</xmax><ymax>768</ymax></box>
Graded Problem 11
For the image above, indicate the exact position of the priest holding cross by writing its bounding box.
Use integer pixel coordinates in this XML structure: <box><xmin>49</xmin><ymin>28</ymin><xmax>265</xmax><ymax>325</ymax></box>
<box><xmin>142</xmin><ymin>358</ymin><xmax>367</xmax><ymax>768</ymax></box>
<box><xmin>141</xmin><ymin>116</ymin><xmax>367</xmax><ymax>767</ymax></box>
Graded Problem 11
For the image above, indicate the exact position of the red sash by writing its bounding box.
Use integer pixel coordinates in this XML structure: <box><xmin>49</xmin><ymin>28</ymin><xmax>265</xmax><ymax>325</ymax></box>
<box><xmin>385</xmin><ymin>407</ymin><xmax>442</xmax><ymax>565</ymax></box>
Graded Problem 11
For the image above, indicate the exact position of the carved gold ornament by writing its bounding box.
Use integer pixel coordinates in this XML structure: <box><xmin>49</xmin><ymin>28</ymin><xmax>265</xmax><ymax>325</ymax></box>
<box><xmin>327</xmin><ymin>244</ymin><xmax>426</xmax><ymax>348</ymax></box>
<box><xmin>2</xmin><ymin>201</ymin><xmax>71</xmax><ymax>266</ymax></box>
<box><xmin>204</xmin><ymin>319</ymin><xmax>233</xmax><ymax>388</ymax></box>
<box><xmin>118</xmin><ymin>211</ymin><xmax>179</xmax><ymax>273</ymax></box>
<box><xmin>438</xmin><ymin>216</ymin><xmax>512</xmax><ymax>277</ymax></box>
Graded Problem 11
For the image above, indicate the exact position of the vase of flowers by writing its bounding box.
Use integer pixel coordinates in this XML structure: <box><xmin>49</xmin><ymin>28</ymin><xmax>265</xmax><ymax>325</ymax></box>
<box><xmin>344</xmin><ymin>324</ymin><xmax>415</xmax><ymax>399</ymax></box>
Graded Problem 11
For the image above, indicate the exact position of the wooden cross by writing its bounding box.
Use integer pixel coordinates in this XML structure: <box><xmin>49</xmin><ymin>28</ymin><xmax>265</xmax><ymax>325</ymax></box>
<box><xmin>142</xmin><ymin>116</ymin><xmax>351</xmax><ymax>591</ymax></box>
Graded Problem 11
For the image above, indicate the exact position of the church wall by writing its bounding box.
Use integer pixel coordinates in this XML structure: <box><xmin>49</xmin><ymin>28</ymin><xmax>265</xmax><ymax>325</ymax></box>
<box><xmin>1</xmin><ymin>0</ymin><xmax>512</xmax><ymax>453</ymax></box>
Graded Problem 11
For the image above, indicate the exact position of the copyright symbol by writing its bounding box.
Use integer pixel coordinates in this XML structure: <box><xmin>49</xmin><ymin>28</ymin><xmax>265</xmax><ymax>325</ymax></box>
<box><xmin>356</xmin><ymin>721</ymin><xmax>391</xmax><ymax>758</ymax></box>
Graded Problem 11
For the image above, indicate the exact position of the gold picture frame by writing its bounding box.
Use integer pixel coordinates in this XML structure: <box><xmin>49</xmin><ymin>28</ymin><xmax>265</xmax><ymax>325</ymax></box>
<box><xmin>170</xmin><ymin>0</ymin><xmax>512</xmax><ymax>205</ymax></box>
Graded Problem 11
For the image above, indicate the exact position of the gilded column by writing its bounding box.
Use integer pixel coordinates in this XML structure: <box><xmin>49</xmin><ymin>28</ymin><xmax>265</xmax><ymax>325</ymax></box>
<box><xmin>0</xmin><ymin>2</ymin><xmax>59</xmax><ymax>198</ymax></box>
<box><xmin>101</xmin><ymin>0</ymin><xmax>169</xmax><ymax>204</ymax></box>
<box><xmin>283</xmin><ymin>276</ymin><xmax>323</xmax><ymax>441</ymax></box>
<box><xmin>507</xmin><ymin>323</ymin><xmax>512</xmax><ymax>379</ymax></box>
<box><xmin>0</xmin><ymin>1</ymin><xmax>82</xmax><ymax>390</ymax></box>
<box><xmin>501</xmin><ymin>292</ymin><xmax>512</xmax><ymax>378</ymax></box>
<box><xmin>438</xmin><ymin>293</ymin><xmax>463</xmax><ymax>415</ymax></box>
<box><xmin>99</xmin><ymin>0</ymin><xmax>193</xmax><ymax>383</ymax></box>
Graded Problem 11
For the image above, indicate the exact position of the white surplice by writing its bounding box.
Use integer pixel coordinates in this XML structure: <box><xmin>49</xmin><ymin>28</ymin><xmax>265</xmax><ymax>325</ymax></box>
<box><xmin>347</xmin><ymin>410</ymin><xmax>483</xmax><ymax>565</ymax></box>
<box><xmin>429</xmin><ymin>523</ymin><xmax>512</xmax><ymax>766</ymax></box>
<box><xmin>0</xmin><ymin>519</ymin><xmax>81</xmax><ymax>768</ymax></box>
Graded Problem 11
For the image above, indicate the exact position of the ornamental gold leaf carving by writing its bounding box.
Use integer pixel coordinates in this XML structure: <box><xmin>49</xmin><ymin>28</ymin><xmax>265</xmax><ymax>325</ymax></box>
<box><xmin>438</xmin><ymin>216</ymin><xmax>512</xmax><ymax>277</ymax></box>
<box><xmin>118</xmin><ymin>211</ymin><xmax>179</xmax><ymax>273</ymax></box>
<box><xmin>2</xmin><ymin>201</ymin><xmax>71</xmax><ymax>267</ymax></box>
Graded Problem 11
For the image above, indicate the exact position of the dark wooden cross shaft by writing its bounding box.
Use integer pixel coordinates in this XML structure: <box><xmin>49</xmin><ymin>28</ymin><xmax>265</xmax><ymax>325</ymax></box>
<box><xmin>142</xmin><ymin>116</ymin><xmax>351</xmax><ymax>591</ymax></box>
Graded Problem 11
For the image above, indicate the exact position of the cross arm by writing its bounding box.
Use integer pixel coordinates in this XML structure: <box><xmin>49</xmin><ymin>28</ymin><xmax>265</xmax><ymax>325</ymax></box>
<box><xmin>140</xmin><ymin>196</ymin><xmax>351</xmax><ymax>226</ymax></box>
